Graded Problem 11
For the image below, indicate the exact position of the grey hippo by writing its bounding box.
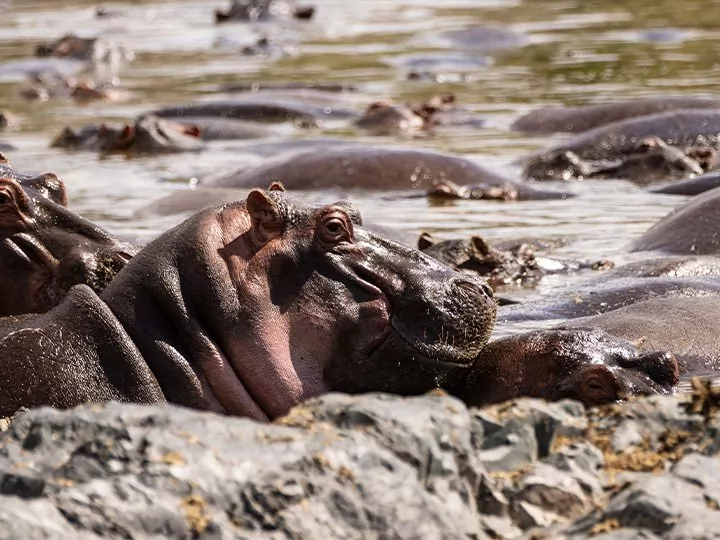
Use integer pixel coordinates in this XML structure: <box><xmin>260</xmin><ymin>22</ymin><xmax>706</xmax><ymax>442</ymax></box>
<box><xmin>214</xmin><ymin>0</ymin><xmax>315</xmax><ymax>23</ymax></box>
<box><xmin>0</xmin><ymin>157</ymin><xmax>135</xmax><ymax>316</ymax></box>
<box><xmin>512</xmin><ymin>96</ymin><xmax>720</xmax><ymax>134</ymax></box>
<box><xmin>523</xmin><ymin>110</ymin><xmax>720</xmax><ymax>182</ymax></box>
<box><xmin>0</xmin><ymin>184</ymin><xmax>496</xmax><ymax>420</ymax></box>
<box><xmin>51</xmin><ymin>115</ymin><xmax>205</xmax><ymax>155</ymax></box>
<box><xmin>145</xmin><ymin>144</ymin><xmax>573</xmax><ymax>217</ymax></box>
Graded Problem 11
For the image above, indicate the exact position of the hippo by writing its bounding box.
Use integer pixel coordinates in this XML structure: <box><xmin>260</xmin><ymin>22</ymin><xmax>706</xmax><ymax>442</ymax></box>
<box><xmin>417</xmin><ymin>232</ymin><xmax>612</xmax><ymax>291</ymax></box>
<box><xmin>201</xmin><ymin>145</ymin><xmax>573</xmax><ymax>194</ymax></box>
<box><xmin>216</xmin><ymin>81</ymin><xmax>358</xmax><ymax>93</ymax></box>
<box><xmin>215</xmin><ymin>0</ymin><xmax>315</xmax><ymax>22</ymax></box>
<box><xmin>0</xmin><ymin>158</ymin><xmax>135</xmax><ymax>316</ymax></box>
<box><xmin>354</xmin><ymin>94</ymin><xmax>487</xmax><ymax>136</ymax></box>
<box><xmin>458</xmin><ymin>326</ymin><xmax>679</xmax><ymax>408</ymax></box>
<box><xmin>150</xmin><ymin>97</ymin><xmax>356</xmax><ymax>127</ymax></box>
<box><xmin>0</xmin><ymin>184</ymin><xmax>495</xmax><ymax>420</ymax></box>
<box><xmin>523</xmin><ymin>110</ymin><xmax>720</xmax><ymax>181</ymax></box>
<box><xmin>460</xmin><ymin>295</ymin><xmax>720</xmax><ymax>408</ymax></box>
<box><xmin>35</xmin><ymin>34</ymin><xmax>133</xmax><ymax>65</ymax></box>
<box><xmin>630</xmin><ymin>186</ymin><xmax>720</xmax><ymax>255</ymax></box>
<box><xmin>19</xmin><ymin>72</ymin><xmax>127</xmax><ymax>104</ymax></box>
<box><xmin>144</xmin><ymin>145</ymin><xmax>573</xmax><ymax>217</ymax></box>
<box><xmin>51</xmin><ymin>115</ymin><xmax>204</xmax><ymax>154</ymax></box>
<box><xmin>512</xmin><ymin>97</ymin><xmax>720</xmax><ymax>134</ymax></box>
<box><xmin>649</xmin><ymin>170</ymin><xmax>720</xmax><ymax>196</ymax></box>
<box><xmin>524</xmin><ymin>136</ymin><xmax>715</xmax><ymax>184</ymax></box>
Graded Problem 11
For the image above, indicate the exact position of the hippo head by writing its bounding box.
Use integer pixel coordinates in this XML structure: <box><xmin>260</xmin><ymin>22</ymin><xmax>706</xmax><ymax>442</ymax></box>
<box><xmin>51</xmin><ymin>115</ymin><xmax>203</xmax><ymax>154</ymax></box>
<box><xmin>459</xmin><ymin>327</ymin><xmax>679</xmax><ymax>408</ymax></box>
<box><xmin>606</xmin><ymin>137</ymin><xmax>706</xmax><ymax>184</ymax></box>
<box><xmin>418</xmin><ymin>232</ymin><xmax>541</xmax><ymax>289</ymax></box>
<box><xmin>427</xmin><ymin>179</ymin><xmax>518</xmax><ymax>200</ymax></box>
<box><xmin>354</xmin><ymin>101</ymin><xmax>426</xmax><ymax>136</ymax></box>
<box><xmin>103</xmin><ymin>184</ymin><xmax>497</xmax><ymax>420</ymax></box>
<box><xmin>523</xmin><ymin>150</ymin><xmax>598</xmax><ymax>181</ymax></box>
<box><xmin>0</xmin><ymin>164</ymin><xmax>135</xmax><ymax>315</ymax></box>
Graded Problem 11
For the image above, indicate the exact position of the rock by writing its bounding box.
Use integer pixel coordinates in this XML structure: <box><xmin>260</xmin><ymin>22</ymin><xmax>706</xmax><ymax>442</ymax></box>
<box><xmin>0</xmin><ymin>390</ymin><xmax>719</xmax><ymax>538</ymax></box>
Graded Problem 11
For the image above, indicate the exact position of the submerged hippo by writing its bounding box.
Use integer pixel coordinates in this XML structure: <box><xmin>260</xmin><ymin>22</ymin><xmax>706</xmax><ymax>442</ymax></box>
<box><xmin>215</xmin><ymin>0</ymin><xmax>315</xmax><ymax>22</ymax></box>
<box><xmin>418</xmin><ymin>232</ymin><xmax>612</xmax><ymax>291</ymax></box>
<box><xmin>512</xmin><ymin>96</ymin><xmax>720</xmax><ymax>134</ymax></box>
<box><xmin>202</xmin><ymin>145</ymin><xmax>572</xmax><ymax>194</ymax></box>
<box><xmin>0</xmin><ymin>159</ymin><xmax>135</xmax><ymax>316</ymax></box>
<box><xmin>525</xmin><ymin>136</ymin><xmax>715</xmax><ymax>184</ymax></box>
<box><xmin>150</xmin><ymin>96</ymin><xmax>356</xmax><ymax>127</ymax></box>
<box><xmin>0</xmin><ymin>184</ymin><xmax>495</xmax><ymax>420</ymax></box>
<box><xmin>630</xmin><ymin>186</ymin><xmax>720</xmax><ymax>254</ymax></box>
<box><xmin>524</xmin><ymin>110</ymin><xmax>720</xmax><ymax>181</ymax></box>
<box><xmin>35</xmin><ymin>34</ymin><xmax>133</xmax><ymax>65</ymax></box>
<box><xmin>649</xmin><ymin>169</ymin><xmax>720</xmax><ymax>196</ymax></box>
<box><xmin>19</xmin><ymin>72</ymin><xmax>127</xmax><ymax>104</ymax></box>
<box><xmin>51</xmin><ymin>115</ymin><xmax>204</xmax><ymax>154</ymax></box>
<box><xmin>145</xmin><ymin>145</ymin><xmax>573</xmax><ymax>217</ymax></box>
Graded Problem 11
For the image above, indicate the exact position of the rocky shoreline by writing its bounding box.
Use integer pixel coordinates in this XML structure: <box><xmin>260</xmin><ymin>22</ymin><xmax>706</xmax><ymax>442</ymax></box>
<box><xmin>0</xmin><ymin>385</ymin><xmax>719</xmax><ymax>539</ymax></box>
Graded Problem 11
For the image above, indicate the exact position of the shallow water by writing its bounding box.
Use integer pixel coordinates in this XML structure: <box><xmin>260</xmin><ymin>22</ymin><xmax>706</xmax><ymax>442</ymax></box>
<box><xmin>1</xmin><ymin>0</ymin><xmax>718</xmax><ymax>336</ymax></box>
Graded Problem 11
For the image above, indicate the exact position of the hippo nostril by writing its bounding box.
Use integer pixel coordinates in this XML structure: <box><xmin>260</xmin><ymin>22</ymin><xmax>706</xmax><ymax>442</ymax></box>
<box><xmin>454</xmin><ymin>278</ymin><xmax>493</xmax><ymax>299</ymax></box>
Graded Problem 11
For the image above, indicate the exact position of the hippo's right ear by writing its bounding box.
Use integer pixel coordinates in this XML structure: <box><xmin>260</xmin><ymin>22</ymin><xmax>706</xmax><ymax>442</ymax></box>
<box><xmin>247</xmin><ymin>189</ymin><xmax>283</xmax><ymax>244</ymax></box>
<box><xmin>268</xmin><ymin>182</ymin><xmax>285</xmax><ymax>192</ymax></box>
<box><xmin>418</xmin><ymin>232</ymin><xmax>435</xmax><ymax>250</ymax></box>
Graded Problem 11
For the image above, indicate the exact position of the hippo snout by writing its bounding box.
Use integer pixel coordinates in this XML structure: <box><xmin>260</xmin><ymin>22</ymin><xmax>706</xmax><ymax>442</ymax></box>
<box><xmin>391</xmin><ymin>273</ymin><xmax>497</xmax><ymax>366</ymax></box>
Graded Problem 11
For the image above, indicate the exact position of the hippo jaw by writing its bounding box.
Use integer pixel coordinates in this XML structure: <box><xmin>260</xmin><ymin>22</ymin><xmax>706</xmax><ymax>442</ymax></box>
<box><xmin>0</xmin><ymin>175</ymin><xmax>135</xmax><ymax>315</ymax></box>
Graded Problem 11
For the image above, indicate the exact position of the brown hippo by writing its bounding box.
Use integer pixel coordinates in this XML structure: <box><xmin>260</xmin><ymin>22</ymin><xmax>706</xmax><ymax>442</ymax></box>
<box><xmin>523</xmin><ymin>110</ymin><xmax>720</xmax><ymax>181</ymax></box>
<box><xmin>418</xmin><ymin>232</ymin><xmax>612</xmax><ymax>291</ymax></box>
<box><xmin>458</xmin><ymin>326</ymin><xmax>679</xmax><ymax>408</ymax></box>
<box><xmin>630</xmin><ymin>186</ymin><xmax>720</xmax><ymax>255</ymax></box>
<box><xmin>215</xmin><ymin>0</ymin><xmax>315</xmax><ymax>23</ymax></box>
<box><xmin>19</xmin><ymin>72</ymin><xmax>127</xmax><ymax>104</ymax></box>
<box><xmin>354</xmin><ymin>94</ymin><xmax>487</xmax><ymax>136</ymax></box>
<box><xmin>0</xmin><ymin>159</ymin><xmax>135</xmax><ymax>316</ymax></box>
<box><xmin>512</xmin><ymin>97</ymin><xmax>720</xmax><ymax>134</ymax></box>
<box><xmin>51</xmin><ymin>115</ymin><xmax>204</xmax><ymax>154</ymax></box>
<box><xmin>0</xmin><ymin>185</ymin><xmax>496</xmax><ymax>420</ymax></box>
<box><xmin>35</xmin><ymin>33</ymin><xmax>133</xmax><ymax>65</ymax></box>
<box><xmin>525</xmin><ymin>136</ymin><xmax>714</xmax><ymax>184</ymax></box>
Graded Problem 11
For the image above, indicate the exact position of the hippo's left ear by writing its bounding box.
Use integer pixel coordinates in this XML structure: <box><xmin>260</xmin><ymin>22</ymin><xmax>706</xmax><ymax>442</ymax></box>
<box><xmin>247</xmin><ymin>189</ymin><xmax>283</xmax><ymax>244</ymax></box>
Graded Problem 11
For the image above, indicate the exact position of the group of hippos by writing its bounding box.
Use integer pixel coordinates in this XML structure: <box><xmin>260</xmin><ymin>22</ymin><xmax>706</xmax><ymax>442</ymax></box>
<box><xmin>5</xmin><ymin>0</ymin><xmax>720</xmax><ymax>422</ymax></box>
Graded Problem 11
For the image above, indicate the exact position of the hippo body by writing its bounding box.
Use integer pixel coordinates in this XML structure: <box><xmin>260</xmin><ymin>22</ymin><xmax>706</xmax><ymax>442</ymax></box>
<box><xmin>523</xmin><ymin>110</ymin><xmax>720</xmax><ymax>181</ymax></box>
<box><xmin>51</xmin><ymin>115</ymin><xmax>204</xmax><ymax>154</ymax></box>
<box><xmin>0</xmin><ymin>186</ymin><xmax>496</xmax><ymax>420</ymax></box>
<box><xmin>0</xmin><ymin>160</ymin><xmax>135</xmax><ymax>316</ymax></box>
<box><xmin>630</xmin><ymin>187</ymin><xmax>720</xmax><ymax>255</ymax></box>
<box><xmin>214</xmin><ymin>0</ymin><xmax>314</xmax><ymax>22</ymax></box>
<box><xmin>170</xmin><ymin>117</ymin><xmax>275</xmax><ymax>141</ymax></box>
<box><xmin>202</xmin><ymin>146</ymin><xmax>571</xmax><ymax>196</ymax></box>
<box><xmin>497</xmin><ymin>275</ymin><xmax>720</xmax><ymax>323</ymax></box>
<box><xmin>151</xmin><ymin>98</ymin><xmax>356</xmax><ymax>126</ymax></box>
<box><xmin>512</xmin><ymin>97</ymin><xmax>720</xmax><ymax>134</ymax></box>
<box><xmin>649</xmin><ymin>170</ymin><xmax>720</xmax><ymax>196</ymax></box>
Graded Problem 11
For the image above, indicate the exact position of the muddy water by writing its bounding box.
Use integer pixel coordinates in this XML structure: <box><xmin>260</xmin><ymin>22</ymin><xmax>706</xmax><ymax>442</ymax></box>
<box><xmin>1</xmin><ymin>0</ymin><xmax>719</xmax><ymax>335</ymax></box>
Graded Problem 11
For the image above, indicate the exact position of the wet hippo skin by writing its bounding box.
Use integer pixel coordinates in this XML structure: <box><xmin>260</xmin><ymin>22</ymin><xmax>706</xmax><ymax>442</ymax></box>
<box><xmin>458</xmin><ymin>326</ymin><xmax>679</xmax><ymax>408</ymax></box>
<box><xmin>512</xmin><ymin>97</ymin><xmax>720</xmax><ymax>134</ymax></box>
<box><xmin>630</xmin><ymin>186</ymin><xmax>720</xmax><ymax>254</ymax></box>
<box><xmin>523</xmin><ymin>110</ymin><xmax>720</xmax><ymax>181</ymax></box>
<box><xmin>0</xmin><ymin>159</ymin><xmax>135</xmax><ymax>316</ymax></box>
<box><xmin>0</xmin><ymin>185</ymin><xmax>496</xmax><ymax>420</ymax></box>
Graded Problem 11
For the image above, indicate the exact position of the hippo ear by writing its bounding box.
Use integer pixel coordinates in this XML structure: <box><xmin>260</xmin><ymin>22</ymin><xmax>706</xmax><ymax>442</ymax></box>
<box><xmin>247</xmin><ymin>189</ymin><xmax>283</xmax><ymax>244</ymax></box>
<box><xmin>268</xmin><ymin>182</ymin><xmax>285</xmax><ymax>192</ymax></box>
<box><xmin>418</xmin><ymin>232</ymin><xmax>435</xmax><ymax>250</ymax></box>
<box><xmin>0</xmin><ymin>153</ymin><xmax>9</xmax><ymax>164</ymax></box>
<box><xmin>470</xmin><ymin>236</ymin><xmax>492</xmax><ymax>256</ymax></box>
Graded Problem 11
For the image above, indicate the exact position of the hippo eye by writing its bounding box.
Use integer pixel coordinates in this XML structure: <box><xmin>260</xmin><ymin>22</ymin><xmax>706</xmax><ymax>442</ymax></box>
<box><xmin>0</xmin><ymin>191</ymin><xmax>10</xmax><ymax>205</ymax></box>
<box><xmin>320</xmin><ymin>213</ymin><xmax>352</xmax><ymax>245</ymax></box>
